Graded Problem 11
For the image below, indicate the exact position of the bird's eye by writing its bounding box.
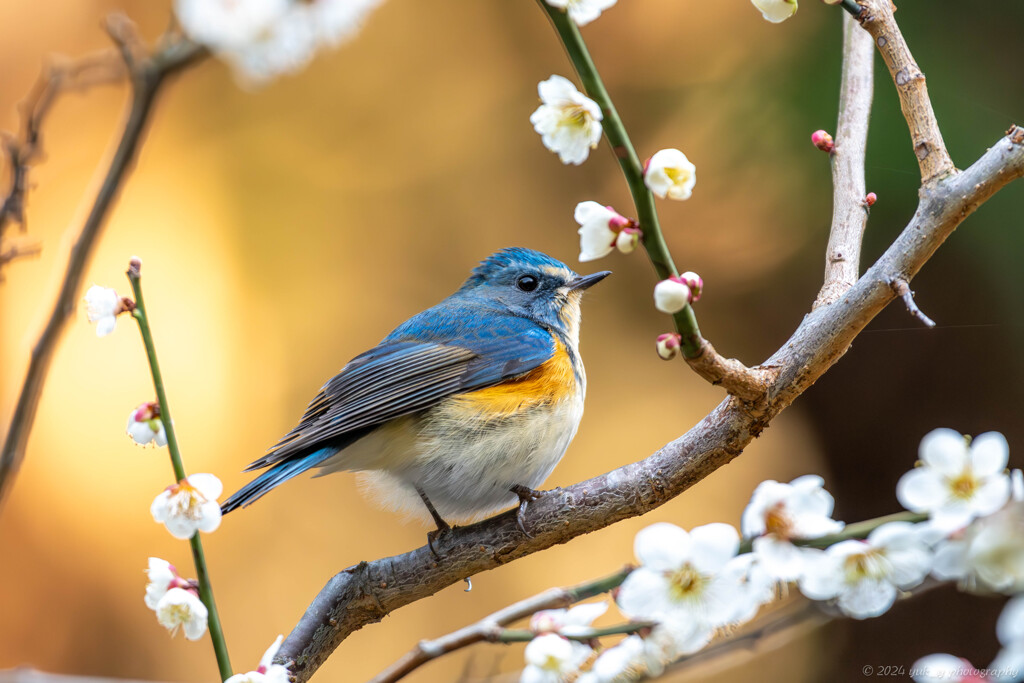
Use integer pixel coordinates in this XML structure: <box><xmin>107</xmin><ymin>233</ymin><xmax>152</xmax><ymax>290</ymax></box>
<box><xmin>516</xmin><ymin>275</ymin><xmax>539</xmax><ymax>292</ymax></box>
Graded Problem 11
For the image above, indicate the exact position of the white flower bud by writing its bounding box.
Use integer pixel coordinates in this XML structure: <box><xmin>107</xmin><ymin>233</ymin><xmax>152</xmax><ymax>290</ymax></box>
<box><xmin>654</xmin><ymin>278</ymin><xmax>692</xmax><ymax>314</ymax></box>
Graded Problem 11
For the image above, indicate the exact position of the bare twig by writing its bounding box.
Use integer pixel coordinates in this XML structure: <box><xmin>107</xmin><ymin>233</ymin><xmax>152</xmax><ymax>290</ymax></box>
<box><xmin>275</xmin><ymin>128</ymin><xmax>1024</xmax><ymax>682</ymax></box>
<box><xmin>0</xmin><ymin>17</ymin><xmax>205</xmax><ymax>507</ymax></box>
<box><xmin>0</xmin><ymin>51</ymin><xmax>124</xmax><ymax>241</ymax></box>
<box><xmin>0</xmin><ymin>242</ymin><xmax>43</xmax><ymax>281</ymax></box>
<box><xmin>857</xmin><ymin>0</ymin><xmax>956</xmax><ymax>183</ymax></box>
<box><xmin>368</xmin><ymin>567</ymin><xmax>631</xmax><ymax>683</ymax></box>
<box><xmin>815</xmin><ymin>12</ymin><xmax>874</xmax><ymax>308</ymax></box>
<box><xmin>890</xmin><ymin>277</ymin><xmax>936</xmax><ymax>328</ymax></box>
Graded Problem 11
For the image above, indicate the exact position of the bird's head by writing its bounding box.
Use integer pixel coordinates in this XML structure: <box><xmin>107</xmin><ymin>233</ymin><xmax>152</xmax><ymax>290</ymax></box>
<box><xmin>458</xmin><ymin>247</ymin><xmax>610</xmax><ymax>341</ymax></box>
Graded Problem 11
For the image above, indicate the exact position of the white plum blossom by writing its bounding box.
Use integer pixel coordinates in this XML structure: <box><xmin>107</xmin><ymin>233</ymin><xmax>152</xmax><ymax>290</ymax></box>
<box><xmin>932</xmin><ymin>502</ymin><xmax>1024</xmax><ymax>594</ymax></box>
<box><xmin>799</xmin><ymin>521</ymin><xmax>932</xmax><ymax>619</ymax></box>
<box><xmin>145</xmin><ymin>558</ymin><xmax>179</xmax><ymax>610</ymax></box>
<box><xmin>175</xmin><ymin>0</ymin><xmax>289</xmax><ymax>49</ymax></box>
<box><xmin>174</xmin><ymin>0</ymin><xmax>383</xmax><ymax>84</ymax></box>
<box><xmin>751</xmin><ymin>0</ymin><xmax>798</xmax><ymax>23</ymax></box>
<box><xmin>720</xmin><ymin>552</ymin><xmax>778</xmax><ymax>625</ymax></box>
<box><xmin>644</xmin><ymin>149</ymin><xmax>696</xmax><ymax>201</ymax></box>
<box><xmin>578</xmin><ymin>634</ymin><xmax>649</xmax><ymax>683</ymax></box>
<box><xmin>155</xmin><ymin>587</ymin><xmax>208</xmax><ymax>641</ymax></box>
<box><xmin>126</xmin><ymin>402</ymin><xmax>168</xmax><ymax>448</ymax></box>
<box><xmin>521</xmin><ymin>633</ymin><xmax>591</xmax><ymax>683</ymax></box>
<box><xmin>225</xmin><ymin>635</ymin><xmax>290</xmax><ymax>683</ymax></box>
<box><xmin>617</xmin><ymin>522</ymin><xmax>742</xmax><ymax>630</ymax></box>
<box><xmin>911</xmin><ymin>654</ymin><xmax>980</xmax><ymax>683</ymax></box>
<box><xmin>545</xmin><ymin>0</ymin><xmax>617</xmax><ymax>27</ymax></box>
<box><xmin>151</xmin><ymin>473</ymin><xmax>223</xmax><ymax>540</ymax></box>
<box><xmin>742</xmin><ymin>475</ymin><xmax>844</xmax><ymax>581</ymax></box>
<box><xmin>897</xmin><ymin>429</ymin><xmax>1011</xmax><ymax>533</ymax></box>
<box><xmin>574</xmin><ymin>202</ymin><xmax>631</xmax><ymax>262</ymax></box>
<box><xmin>530</xmin><ymin>601</ymin><xmax>607</xmax><ymax>636</ymax></box>
<box><xmin>653</xmin><ymin>278</ymin><xmax>691</xmax><ymax>314</ymax></box>
<box><xmin>530</xmin><ymin>75</ymin><xmax>603</xmax><ymax>165</ymax></box>
<box><xmin>991</xmin><ymin>595</ymin><xmax>1024</xmax><ymax>681</ymax></box>
<box><xmin>84</xmin><ymin>285</ymin><xmax>125</xmax><ymax>337</ymax></box>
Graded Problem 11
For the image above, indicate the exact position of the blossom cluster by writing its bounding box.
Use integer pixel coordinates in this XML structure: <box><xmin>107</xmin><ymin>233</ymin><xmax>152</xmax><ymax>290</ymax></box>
<box><xmin>518</xmin><ymin>428</ymin><xmax>1022</xmax><ymax>682</ymax></box>
<box><xmin>173</xmin><ymin>0</ymin><xmax>384</xmax><ymax>84</ymax></box>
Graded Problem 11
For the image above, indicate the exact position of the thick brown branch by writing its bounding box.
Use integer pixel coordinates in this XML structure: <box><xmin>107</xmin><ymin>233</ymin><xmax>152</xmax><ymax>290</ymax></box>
<box><xmin>0</xmin><ymin>18</ymin><xmax>205</xmax><ymax>507</ymax></box>
<box><xmin>857</xmin><ymin>0</ymin><xmax>955</xmax><ymax>183</ymax></box>
<box><xmin>815</xmin><ymin>12</ymin><xmax>874</xmax><ymax>308</ymax></box>
<box><xmin>276</xmin><ymin>128</ymin><xmax>1024</xmax><ymax>682</ymax></box>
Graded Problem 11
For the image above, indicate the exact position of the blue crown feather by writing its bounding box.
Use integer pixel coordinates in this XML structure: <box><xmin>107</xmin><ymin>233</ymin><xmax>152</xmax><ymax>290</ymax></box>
<box><xmin>461</xmin><ymin>247</ymin><xmax>572</xmax><ymax>289</ymax></box>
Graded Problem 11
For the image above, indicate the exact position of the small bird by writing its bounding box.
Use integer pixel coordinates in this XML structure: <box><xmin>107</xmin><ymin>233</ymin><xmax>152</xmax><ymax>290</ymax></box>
<box><xmin>221</xmin><ymin>248</ymin><xmax>609</xmax><ymax>547</ymax></box>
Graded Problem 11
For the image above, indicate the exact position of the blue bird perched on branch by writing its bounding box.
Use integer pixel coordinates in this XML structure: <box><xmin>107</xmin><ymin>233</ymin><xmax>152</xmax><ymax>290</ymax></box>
<box><xmin>221</xmin><ymin>247</ymin><xmax>610</xmax><ymax>551</ymax></box>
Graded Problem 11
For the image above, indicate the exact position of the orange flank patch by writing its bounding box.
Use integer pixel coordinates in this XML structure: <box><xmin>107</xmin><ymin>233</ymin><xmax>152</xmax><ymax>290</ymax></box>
<box><xmin>454</xmin><ymin>339</ymin><xmax>577</xmax><ymax>417</ymax></box>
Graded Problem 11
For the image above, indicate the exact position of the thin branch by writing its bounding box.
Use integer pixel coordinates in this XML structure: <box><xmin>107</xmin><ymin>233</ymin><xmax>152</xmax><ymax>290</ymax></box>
<box><xmin>815</xmin><ymin>11</ymin><xmax>874</xmax><ymax>308</ymax></box>
<box><xmin>536</xmin><ymin>2</ymin><xmax>768</xmax><ymax>400</ymax></box>
<box><xmin>0</xmin><ymin>16</ymin><xmax>206</xmax><ymax>508</ymax></box>
<box><xmin>368</xmin><ymin>567</ymin><xmax>631</xmax><ymax>683</ymax></box>
<box><xmin>890</xmin><ymin>277</ymin><xmax>936</xmax><ymax>328</ymax></box>
<box><xmin>276</xmin><ymin>129</ymin><xmax>1024</xmax><ymax>682</ymax></box>
<box><xmin>0</xmin><ymin>242</ymin><xmax>43</xmax><ymax>281</ymax></box>
<box><xmin>857</xmin><ymin>0</ymin><xmax>956</xmax><ymax>183</ymax></box>
<box><xmin>0</xmin><ymin>51</ymin><xmax>124</xmax><ymax>241</ymax></box>
<box><xmin>127</xmin><ymin>260</ymin><xmax>233</xmax><ymax>680</ymax></box>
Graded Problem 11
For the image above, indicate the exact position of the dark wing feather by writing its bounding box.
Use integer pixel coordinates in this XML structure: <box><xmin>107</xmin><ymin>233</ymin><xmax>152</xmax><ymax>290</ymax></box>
<box><xmin>244</xmin><ymin>310</ymin><xmax>554</xmax><ymax>472</ymax></box>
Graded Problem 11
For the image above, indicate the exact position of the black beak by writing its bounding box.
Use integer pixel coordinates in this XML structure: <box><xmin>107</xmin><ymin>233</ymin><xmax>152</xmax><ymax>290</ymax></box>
<box><xmin>567</xmin><ymin>270</ymin><xmax>612</xmax><ymax>291</ymax></box>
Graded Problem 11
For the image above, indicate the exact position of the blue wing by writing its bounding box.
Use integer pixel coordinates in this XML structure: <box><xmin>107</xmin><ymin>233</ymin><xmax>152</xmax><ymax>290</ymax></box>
<box><xmin>240</xmin><ymin>301</ymin><xmax>554</xmax><ymax>472</ymax></box>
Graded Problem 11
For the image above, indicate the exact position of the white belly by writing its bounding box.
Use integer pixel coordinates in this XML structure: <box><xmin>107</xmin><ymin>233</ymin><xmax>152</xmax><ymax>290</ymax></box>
<box><xmin>320</xmin><ymin>392</ymin><xmax>585</xmax><ymax>524</ymax></box>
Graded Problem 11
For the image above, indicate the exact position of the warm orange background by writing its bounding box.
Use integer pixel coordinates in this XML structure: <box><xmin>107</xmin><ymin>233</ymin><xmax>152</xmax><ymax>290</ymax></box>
<box><xmin>1</xmin><ymin>1</ymin><xmax>1022</xmax><ymax>681</ymax></box>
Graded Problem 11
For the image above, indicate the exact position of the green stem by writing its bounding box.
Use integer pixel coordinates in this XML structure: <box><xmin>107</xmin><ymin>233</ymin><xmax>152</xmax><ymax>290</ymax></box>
<box><xmin>535</xmin><ymin>1</ymin><xmax>704</xmax><ymax>357</ymax></box>
<box><xmin>839</xmin><ymin>0</ymin><xmax>863</xmax><ymax>18</ymax></box>
<box><xmin>738</xmin><ymin>510</ymin><xmax>928</xmax><ymax>554</ymax></box>
<box><xmin>498</xmin><ymin>621</ymin><xmax>657</xmax><ymax>643</ymax></box>
<box><xmin>127</xmin><ymin>266</ymin><xmax>233</xmax><ymax>681</ymax></box>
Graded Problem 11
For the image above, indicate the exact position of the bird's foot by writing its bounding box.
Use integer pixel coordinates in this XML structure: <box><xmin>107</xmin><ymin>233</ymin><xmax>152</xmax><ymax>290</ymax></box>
<box><xmin>426</xmin><ymin>520</ymin><xmax>451</xmax><ymax>560</ymax></box>
<box><xmin>511</xmin><ymin>484</ymin><xmax>543</xmax><ymax>538</ymax></box>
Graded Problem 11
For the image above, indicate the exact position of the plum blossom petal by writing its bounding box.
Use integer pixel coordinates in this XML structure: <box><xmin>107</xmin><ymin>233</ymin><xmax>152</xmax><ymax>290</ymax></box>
<box><xmin>619</xmin><ymin>523</ymin><xmax>742</xmax><ymax>628</ymax></box>
<box><xmin>898</xmin><ymin>429</ymin><xmax>1012</xmax><ymax>533</ymax></box>
<box><xmin>155</xmin><ymin>587</ymin><xmax>208</xmax><ymax>641</ymax></box>
<box><xmin>151</xmin><ymin>474</ymin><xmax>223</xmax><ymax>540</ymax></box>
<box><xmin>84</xmin><ymin>285</ymin><xmax>124</xmax><ymax>337</ymax></box>
<box><xmin>530</xmin><ymin>76</ymin><xmax>603</xmax><ymax>165</ymax></box>
<box><xmin>798</xmin><ymin>522</ymin><xmax>931</xmax><ymax>619</ymax></box>
<box><xmin>644</xmin><ymin>149</ymin><xmax>696</xmax><ymax>200</ymax></box>
<box><xmin>751</xmin><ymin>0</ymin><xmax>797</xmax><ymax>23</ymax></box>
<box><xmin>545</xmin><ymin>0</ymin><xmax>617</xmax><ymax>27</ymax></box>
<box><xmin>521</xmin><ymin>633</ymin><xmax>590</xmax><ymax>683</ymax></box>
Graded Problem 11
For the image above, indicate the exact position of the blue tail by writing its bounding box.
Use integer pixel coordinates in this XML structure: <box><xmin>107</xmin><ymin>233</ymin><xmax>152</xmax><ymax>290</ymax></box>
<box><xmin>221</xmin><ymin>447</ymin><xmax>336</xmax><ymax>514</ymax></box>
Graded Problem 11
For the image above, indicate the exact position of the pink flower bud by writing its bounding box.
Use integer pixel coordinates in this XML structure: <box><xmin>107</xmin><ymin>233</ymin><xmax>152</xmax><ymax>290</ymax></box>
<box><xmin>132</xmin><ymin>401</ymin><xmax>160</xmax><ymax>422</ymax></box>
<box><xmin>865</xmin><ymin>192</ymin><xmax>877</xmax><ymax>207</ymax></box>
<box><xmin>607</xmin><ymin>209</ymin><xmax>631</xmax><ymax>231</ymax></box>
<box><xmin>656</xmin><ymin>333</ymin><xmax>682</xmax><ymax>361</ymax></box>
<box><xmin>615</xmin><ymin>227</ymin><xmax>642</xmax><ymax>254</ymax></box>
<box><xmin>811</xmin><ymin>130</ymin><xmax>834</xmax><ymax>153</ymax></box>
<box><xmin>677</xmin><ymin>271</ymin><xmax>703</xmax><ymax>302</ymax></box>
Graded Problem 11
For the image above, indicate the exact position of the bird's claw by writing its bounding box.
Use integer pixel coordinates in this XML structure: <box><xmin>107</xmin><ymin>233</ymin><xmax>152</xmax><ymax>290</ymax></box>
<box><xmin>511</xmin><ymin>485</ymin><xmax>543</xmax><ymax>537</ymax></box>
<box><xmin>426</xmin><ymin>521</ymin><xmax>451</xmax><ymax>560</ymax></box>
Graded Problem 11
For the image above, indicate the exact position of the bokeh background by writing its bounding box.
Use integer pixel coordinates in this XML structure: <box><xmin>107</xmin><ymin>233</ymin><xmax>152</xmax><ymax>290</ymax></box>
<box><xmin>1</xmin><ymin>1</ymin><xmax>1022</xmax><ymax>681</ymax></box>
